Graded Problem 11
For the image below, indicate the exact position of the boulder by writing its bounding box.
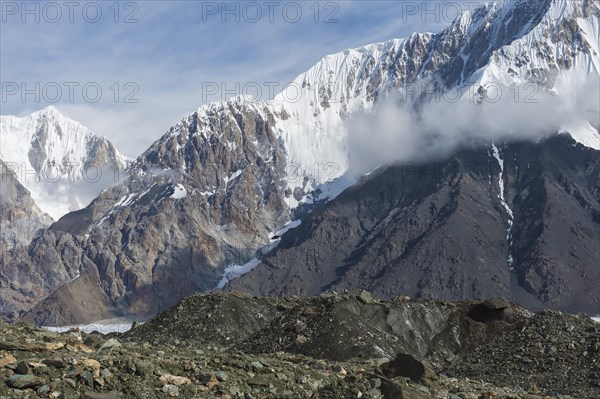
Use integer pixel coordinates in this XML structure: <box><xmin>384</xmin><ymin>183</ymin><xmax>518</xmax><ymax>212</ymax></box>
<box><xmin>7</xmin><ymin>374</ymin><xmax>46</xmax><ymax>389</ymax></box>
<box><xmin>379</xmin><ymin>353</ymin><xmax>438</xmax><ymax>386</ymax></box>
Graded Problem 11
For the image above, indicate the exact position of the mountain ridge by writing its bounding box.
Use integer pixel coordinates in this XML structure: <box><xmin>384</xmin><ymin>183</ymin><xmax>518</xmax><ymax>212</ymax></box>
<box><xmin>2</xmin><ymin>0</ymin><xmax>599</xmax><ymax>325</ymax></box>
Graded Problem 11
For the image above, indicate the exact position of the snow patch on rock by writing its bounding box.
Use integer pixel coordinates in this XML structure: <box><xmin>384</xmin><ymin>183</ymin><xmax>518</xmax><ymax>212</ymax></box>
<box><xmin>171</xmin><ymin>184</ymin><xmax>187</xmax><ymax>199</ymax></box>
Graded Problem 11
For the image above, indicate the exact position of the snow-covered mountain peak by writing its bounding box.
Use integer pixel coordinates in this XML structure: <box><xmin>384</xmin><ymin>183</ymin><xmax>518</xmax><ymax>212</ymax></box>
<box><xmin>93</xmin><ymin>0</ymin><xmax>599</xmax><ymax>218</ymax></box>
<box><xmin>33</xmin><ymin>105</ymin><xmax>61</xmax><ymax>118</ymax></box>
<box><xmin>271</xmin><ymin>35</ymin><xmax>426</xmax><ymax>111</ymax></box>
<box><xmin>465</xmin><ymin>0</ymin><xmax>600</xmax><ymax>146</ymax></box>
<box><xmin>196</xmin><ymin>95</ymin><xmax>262</xmax><ymax>114</ymax></box>
<box><xmin>0</xmin><ymin>107</ymin><xmax>130</xmax><ymax>219</ymax></box>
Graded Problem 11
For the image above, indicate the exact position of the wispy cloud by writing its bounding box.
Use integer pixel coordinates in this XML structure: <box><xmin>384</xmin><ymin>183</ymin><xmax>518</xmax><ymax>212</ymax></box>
<box><xmin>346</xmin><ymin>75</ymin><xmax>600</xmax><ymax>176</ymax></box>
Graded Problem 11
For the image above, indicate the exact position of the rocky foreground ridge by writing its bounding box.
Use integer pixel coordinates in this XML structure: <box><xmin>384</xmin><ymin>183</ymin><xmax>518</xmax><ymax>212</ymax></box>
<box><xmin>1</xmin><ymin>292</ymin><xmax>599</xmax><ymax>399</ymax></box>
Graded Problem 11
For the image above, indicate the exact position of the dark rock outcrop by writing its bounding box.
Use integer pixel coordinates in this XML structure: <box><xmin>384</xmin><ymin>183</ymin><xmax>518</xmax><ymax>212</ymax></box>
<box><xmin>0</xmin><ymin>160</ymin><xmax>52</xmax><ymax>249</ymax></box>
<box><xmin>229</xmin><ymin>135</ymin><xmax>600</xmax><ymax>314</ymax></box>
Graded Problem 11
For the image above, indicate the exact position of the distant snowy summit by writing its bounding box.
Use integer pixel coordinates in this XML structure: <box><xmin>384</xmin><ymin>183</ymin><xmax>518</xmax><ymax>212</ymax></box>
<box><xmin>0</xmin><ymin>106</ymin><xmax>130</xmax><ymax>219</ymax></box>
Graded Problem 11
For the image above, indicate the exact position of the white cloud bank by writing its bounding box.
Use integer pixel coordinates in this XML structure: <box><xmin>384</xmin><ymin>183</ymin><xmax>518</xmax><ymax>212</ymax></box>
<box><xmin>346</xmin><ymin>76</ymin><xmax>600</xmax><ymax>176</ymax></box>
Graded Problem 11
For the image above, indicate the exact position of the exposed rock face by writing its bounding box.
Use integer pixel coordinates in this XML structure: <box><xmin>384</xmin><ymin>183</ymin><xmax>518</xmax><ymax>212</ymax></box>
<box><xmin>6</xmin><ymin>101</ymin><xmax>292</xmax><ymax>324</ymax></box>
<box><xmin>0</xmin><ymin>160</ymin><xmax>52</xmax><ymax>250</ymax></box>
<box><xmin>0</xmin><ymin>230</ymin><xmax>86</xmax><ymax>323</ymax></box>
<box><xmin>229</xmin><ymin>135</ymin><xmax>600</xmax><ymax>314</ymax></box>
<box><xmin>0</xmin><ymin>160</ymin><xmax>61</xmax><ymax>323</ymax></box>
<box><xmin>8</xmin><ymin>128</ymin><xmax>600</xmax><ymax>324</ymax></box>
<box><xmin>20</xmin><ymin>268</ymin><xmax>119</xmax><ymax>326</ymax></box>
<box><xmin>272</xmin><ymin>0</ymin><xmax>600</xmax><ymax>178</ymax></box>
<box><xmin>0</xmin><ymin>106</ymin><xmax>131</xmax><ymax>323</ymax></box>
<box><xmin>67</xmin><ymin>101</ymin><xmax>290</xmax><ymax>318</ymax></box>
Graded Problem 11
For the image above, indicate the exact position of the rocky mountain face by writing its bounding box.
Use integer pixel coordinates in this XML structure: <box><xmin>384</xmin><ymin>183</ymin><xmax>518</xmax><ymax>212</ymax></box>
<box><xmin>2</xmin><ymin>293</ymin><xmax>599</xmax><ymax>398</ymax></box>
<box><xmin>0</xmin><ymin>228</ymin><xmax>89</xmax><ymax>323</ymax></box>
<box><xmin>1</xmin><ymin>0</ymin><xmax>599</xmax><ymax>325</ymax></box>
<box><xmin>0</xmin><ymin>160</ymin><xmax>52</xmax><ymax>250</ymax></box>
<box><xmin>229</xmin><ymin>135</ymin><xmax>600</xmax><ymax>314</ymax></box>
<box><xmin>0</xmin><ymin>107</ymin><xmax>130</xmax><ymax>323</ymax></box>
<box><xmin>0</xmin><ymin>106</ymin><xmax>130</xmax><ymax>220</ymax></box>
<box><xmin>9</xmin><ymin>101</ymin><xmax>292</xmax><ymax>325</ymax></box>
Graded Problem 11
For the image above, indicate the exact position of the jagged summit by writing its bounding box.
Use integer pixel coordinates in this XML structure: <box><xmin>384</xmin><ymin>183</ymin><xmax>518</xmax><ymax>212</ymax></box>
<box><xmin>0</xmin><ymin>106</ymin><xmax>130</xmax><ymax>219</ymax></box>
<box><xmin>33</xmin><ymin>105</ymin><xmax>61</xmax><ymax>117</ymax></box>
<box><xmin>126</xmin><ymin>0</ymin><xmax>598</xmax><ymax>204</ymax></box>
<box><xmin>271</xmin><ymin>0</ymin><xmax>599</xmax><ymax>178</ymax></box>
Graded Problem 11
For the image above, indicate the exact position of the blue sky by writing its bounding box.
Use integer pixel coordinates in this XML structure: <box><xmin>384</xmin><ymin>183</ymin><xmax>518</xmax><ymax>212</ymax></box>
<box><xmin>0</xmin><ymin>1</ymin><xmax>475</xmax><ymax>157</ymax></box>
